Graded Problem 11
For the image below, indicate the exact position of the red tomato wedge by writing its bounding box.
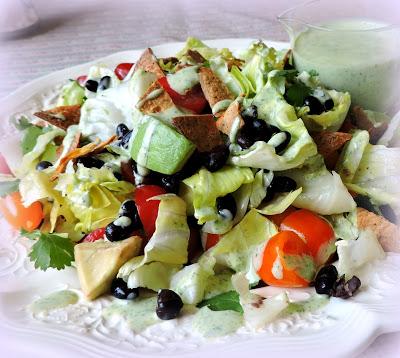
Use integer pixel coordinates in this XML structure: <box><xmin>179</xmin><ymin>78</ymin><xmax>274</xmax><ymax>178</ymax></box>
<box><xmin>158</xmin><ymin>76</ymin><xmax>207</xmax><ymax>113</ymax></box>
<box><xmin>203</xmin><ymin>233</ymin><xmax>221</xmax><ymax>251</ymax></box>
<box><xmin>76</xmin><ymin>75</ymin><xmax>87</xmax><ymax>86</ymax></box>
<box><xmin>134</xmin><ymin>185</ymin><xmax>166</xmax><ymax>239</ymax></box>
<box><xmin>0</xmin><ymin>192</ymin><xmax>43</xmax><ymax>232</ymax></box>
<box><xmin>81</xmin><ymin>227</ymin><xmax>106</xmax><ymax>243</ymax></box>
<box><xmin>114</xmin><ymin>63</ymin><xmax>134</xmax><ymax>80</ymax></box>
<box><xmin>0</xmin><ymin>153</ymin><xmax>12</xmax><ymax>175</ymax></box>
<box><xmin>280</xmin><ymin>209</ymin><xmax>335</xmax><ymax>266</ymax></box>
<box><xmin>267</xmin><ymin>206</ymin><xmax>297</xmax><ymax>227</ymax></box>
<box><xmin>257</xmin><ymin>230</ymin><xmax>315</xmax><ymax>288</ymax></box>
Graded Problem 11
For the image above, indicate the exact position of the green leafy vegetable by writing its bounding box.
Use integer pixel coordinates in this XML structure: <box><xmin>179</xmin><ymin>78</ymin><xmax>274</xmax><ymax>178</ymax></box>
<box><xmin>284</xmin><ymin>82</ymin><xmax>312</xmax><ymax>107</ymax></box>
<box><xmin>198</xmin><ymin>291</ymin><xmax>243</xmax><ymax>313</ymax></box>
<box><xmin>23</xmin><ymin>229</ymin><xmax>74</xmax><ymax>271</ymax></box>
<box><xmin>56</xmin><ymin>80</ymin><xmax>85</xmax><ymax>106</ymax></box>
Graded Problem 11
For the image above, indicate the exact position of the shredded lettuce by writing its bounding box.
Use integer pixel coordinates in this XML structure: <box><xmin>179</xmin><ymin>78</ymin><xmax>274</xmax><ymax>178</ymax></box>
<box><xmin>327</xmin><ymin>210</ymin><xmax>359</xmax><ymax>241</ymax></box>
<box><xmin>283</xmin><ymin>155</ymin><xmax>356</xmax><ymax>215</ymax></box>
<box><xmin>257</xmin><ymin>188</ymin><xmax>302</xmax><ymax>216</ymax></box>
<box><xmin>231</xmin><ymin>71</ymin><xmax>317</xmax><ymax>171</ymax></box>
<box><xmin>182</xmin><ymin>166</ymin><xmax>254</xmax><ymax>224</ymax></box>
<box><xmin>118</xmin><ymin>194</ymin><xmax>189</xmax><ymax>291</ymax></box>
<box><xmin>56</xmin><ymin>80</ymin><xmax>85</xmax><ymax>106</ymax></box>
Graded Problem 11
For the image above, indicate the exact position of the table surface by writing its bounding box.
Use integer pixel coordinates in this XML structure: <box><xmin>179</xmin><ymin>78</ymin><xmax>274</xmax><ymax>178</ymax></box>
<box><xmin>0</xmin><ymin>0</ymin><xmax>399</xmax><ymax>356</ymax></box>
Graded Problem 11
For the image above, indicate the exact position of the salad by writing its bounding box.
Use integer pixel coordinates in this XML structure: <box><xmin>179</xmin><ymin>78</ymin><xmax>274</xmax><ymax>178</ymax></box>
<box><xmin>1</xmin><ymin>37</ymin><xmax>399</xmax><ymax>335</ymax></box>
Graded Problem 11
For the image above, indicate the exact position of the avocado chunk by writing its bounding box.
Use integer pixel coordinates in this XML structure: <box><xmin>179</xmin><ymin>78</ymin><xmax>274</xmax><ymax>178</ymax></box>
<box><xmin>74</xmin><ymin>236</ymin><xmax>142</xmax><ymax>300</ymax></box>
<box><xmin>131</xmin><ymin>118</ymin><xmax>195</xmax><ymax>175</ymax></box>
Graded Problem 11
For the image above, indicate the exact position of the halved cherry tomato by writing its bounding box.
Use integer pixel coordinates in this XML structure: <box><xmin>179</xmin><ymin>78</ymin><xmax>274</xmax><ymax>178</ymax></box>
<box><xmin>257</xmin><ymin>230</ymin><xmax>315</xmax><ymax>288</ymax></box>
<box><xmin>203</xmin><ymin>233</ymin><xmax>221</xmax><ymax>251</ymax></box>
<box><xmin>267</xmin><ymin>206</ymin><xmax>297</xmax><ymax>227</ymax></box>
<box><xmin>76</xmin><ymin>75</ymin><xmax>87</xmax><ymax>86</ymax></box>
<box><xmin>0</xmin><ymin>153</ymin><xmax>12</xmax><ymax>175</ymax></box>
<box><xmin>0</xmin><ymin>192</ymin><xmax>43</xmax><ymax>232</ymax></box>
<box><xmin>158</xmin><ymin>76</ymin><xmax>207</xmax><ymax>113</ymax></box>
<box><xmin>81</xmin><ymin>227</ymin><xmax>106</xmax><ymax>243</ymax></box>
<box><xmin>280</xmin><ymin>209</ymin><xmax>335</xmax><ymax>266</ymax></box>
<box><xmin>114</xmin><ymin>63</ymin><xmax>134</xmax><ymax>80</ymax></box>
<box><xmin>134</xmin><ymin>185</ymin><xmax>166</xmax><ymax>239</ymax></box>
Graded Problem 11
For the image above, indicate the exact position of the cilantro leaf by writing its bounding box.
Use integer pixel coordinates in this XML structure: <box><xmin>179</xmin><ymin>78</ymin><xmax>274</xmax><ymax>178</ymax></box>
<box><xmin>284</xmin><ymin>82</ymin><xmax>312</xmax><ymax>107</ymax></box>
<box><xmin>25</xmin><ymin>230</ymin><xmax>75</xmax><ymax>271</ymax></box>
<box><xmin>198</xmin><ymin>291</ymin><xmax>243</xmax><ymax>313</ymax></box>
<box><xmin>0</xmin><ymin>178</ymin><xmax>20</xmax><ymax>198</ymax></box>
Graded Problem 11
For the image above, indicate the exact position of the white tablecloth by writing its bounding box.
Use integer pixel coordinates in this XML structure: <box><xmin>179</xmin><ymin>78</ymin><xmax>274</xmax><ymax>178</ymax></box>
<box><xmin>0</xmin><ymin>0</ymin><xmax>399</xmax><ymax>356</ymax></box>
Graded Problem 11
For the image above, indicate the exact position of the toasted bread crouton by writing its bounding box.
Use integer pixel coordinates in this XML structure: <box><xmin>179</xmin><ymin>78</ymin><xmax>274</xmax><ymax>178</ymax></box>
<box><xmin>350</xmin><ymin>106</ymin><xmax>388</xmax><ymax>143</ymax></box>
<box><xmin>198</xmin><ymin>67</ymin><xmax>233</xmax><ymax>111</ymax></box>
<box><xmin>172</xmin><ymin>114</ymin><xmax>223</xmax><ymax>152</ymax></box>
<box><xmin>138</xmin><ymin>81</ymin><xmax>175</xmax><ymax>114</ymax></box>
<box><xmin>357</xmin><ymin>207</ymin><xmax>400</xmax><ymax>252</ymax></box>
<box><xmin>34</xmin><ymin>105</ymin><xmax>81</xmax><ymax>130</ymax></box>
<box><xmin>312</xmin><ymin>131</ymin><xmax>352</xmax><ymax>169</ymax></box>
<box><xmin>216</xmin><ymin>101</ymin><xmax>244</xmax><ymax>136</ymax></box>
<box><xmin>134</xmin><ymin>48</ymin><xmax>164</xmax><ymax>78</ymax></box>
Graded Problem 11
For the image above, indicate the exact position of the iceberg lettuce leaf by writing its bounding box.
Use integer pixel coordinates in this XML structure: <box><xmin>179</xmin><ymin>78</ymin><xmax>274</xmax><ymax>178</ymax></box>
<box><xmin>56</xmin><ymin>80</ymin><xmax>85</xmax><ymax>106</ymax></box>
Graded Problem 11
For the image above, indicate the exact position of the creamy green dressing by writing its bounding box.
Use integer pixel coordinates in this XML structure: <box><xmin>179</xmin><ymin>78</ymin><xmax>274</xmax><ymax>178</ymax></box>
<box><xmin>293</xmin><ymin>19</ymin><xmax>400</xmax><ymax>111</ymax></box>
<box><xmin>282</xmin><ymin>295</ymin><xmax>329</xmax><ymax>316</ymax></box>
<box><xmin>167</xmin><ymin>65</ymin><xmax>199</xmax><ymax>95</ymax></box>
<box><xmin>102</xmin><ymin>297</ymin><xmax>159</xmax><ymax>332</ymax></box>
<box><xmin>212</xmin><ymin>99</ymin><xmax>233</xmax><ymax>115</ymax></box>
<box><xmin>203</xmin><ymin>272</ymin><xmax>234</xmax><ymax>299</ymax></box>
<box><xmin>30</xmin><ymin>290</ymin><xmax>79</xmax><ymax>314</ymax></box>
<box><xmin>192</xmin><ymin>306</ymin><xmax>243</xmax><ymax>337</ymax></box>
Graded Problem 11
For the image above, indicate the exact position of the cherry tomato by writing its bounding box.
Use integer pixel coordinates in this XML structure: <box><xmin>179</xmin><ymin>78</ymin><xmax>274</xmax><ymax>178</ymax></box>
<box><xmin>76</xmin><ymin>75</ymin><xmax>87</xmax><ymax>86</ymax></box>
<box><xmin>280</xmin><ymin>209</ymin><xmax>335</xmax><ymax>266</ymax></box>
<box><xmin>158</xmin><ymin>76</ymin><xmax>207</xmax><ymax>113</ymax></box>
<box><xmin>114</xmin><ymin>63</ymin><xmax>134</xmax><ymax>80</ymax></box>
<box><xmin>257</xmin><ymin>230</ymin><xmax>315</xmax><ymax>288</ymax></box>
<box><xmin>267</xmin><ymin>206</ymin><xmax>297</xmax><ymax>227</ymax></box>
<box><xmin>134</xmin><ymin>185</ymin><xmax>166</xmax><ymax>239</ymax></box>
<box><xmin>81</xmin><ymin>227</ymin><xmax>106</xmax><ymax>243</ymax></box>
<box><xmin>202</xmin><ymin>232</ymin><xmax>221</xmax><ymax>251</ymax></box>
<box><xmin>0</xmin><ymin>192</ymin><xmax>43</xmax><ymax>232</ymax></box>
<box><xmin>0</xmin><ymin>153</ymin><xmax>12</xmax><ymax>175</ymax></box>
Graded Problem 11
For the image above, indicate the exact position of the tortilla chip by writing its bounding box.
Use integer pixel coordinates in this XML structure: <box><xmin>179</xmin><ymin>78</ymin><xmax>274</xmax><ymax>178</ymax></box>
<box><xmin>34</xmin><ymin>105</ymin><xmax>81</xmax><ymax>130</ymax></box>
<box><xmin>138</xmin><ymin>81</ymin><xmax>175</xmax><ymax>114</ymax></box>
<box><xmin>198</xmin><ymin>67</ymin><xmax>233</xmax><ymax>110</ymax></box>
<box><xmin>187</xmin><ymin>50</ymin><xmax>206</xmax><ymax>64</ymax></box>
<box><xmin>51</xmin><ymin>135</ymin><xmax>116</xmax><ymax>180</ymax></box>
<box><xmin>357</xmin><ymin>208</ymin><xmax>400</xmax><ymax>253</ymax></box>
<box><xmin>216</xmin><ymin>101</ymin><xmax>244</xmax><ymax>136</ymax></box>
<box><xmin>134</xmin><ymin>48</ymin><xmax>164</xmax><ymax>78</ymax></box>
<box><xmin>312</xmin><ymin>131</ymin><xmax>352</xmax><ymax>169</ymax></box>
<box><xmin>172</xmin><ymin>114</ymin><xmax>223</xmax><ymax>152</ymax></box>
<box><xmin>350</xmin><ymin>106</ymin><xmax>388</xmax><ymax>143</ymax></box>
<box><xmin>282</xmin><ymin>49</ymin><xmax>293</xmax><ymax>69</ymax></box>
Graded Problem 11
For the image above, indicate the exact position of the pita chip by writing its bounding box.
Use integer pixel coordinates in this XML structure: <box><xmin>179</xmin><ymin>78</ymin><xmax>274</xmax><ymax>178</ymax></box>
<box><xmin>216</xmin><ymin>100</ymin><xmax>244</xmax><ymax>136</ymax></box>
<box><xmin>34</xmin><ymin>105</ymin><xmax>81</xmax><ymax>130</ymax></box>
<box><xmin>134</xmin><ymin>48</ymin><xmax>164</xmax><ymax>78</ymax></box>
<box><xmin>137</xmin><ymin>81</ymin><xmax>175</xmax><ymax>114</ymax></box>
<box><xmin>172</xmin><ymin>114</ymin><xmax>223</xmax><ymax>152</ymax></box>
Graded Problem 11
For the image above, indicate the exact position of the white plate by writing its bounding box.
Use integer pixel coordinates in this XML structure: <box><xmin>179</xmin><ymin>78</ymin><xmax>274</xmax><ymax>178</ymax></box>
<box><xmin>1</xmin><ymin>39</ymin><xmax>400</xmax><ymax>358</ymax></box>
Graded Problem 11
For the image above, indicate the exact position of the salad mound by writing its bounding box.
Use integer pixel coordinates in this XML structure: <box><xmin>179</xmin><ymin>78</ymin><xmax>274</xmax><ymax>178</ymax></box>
<box><xmin>1</xmin><ymin>37</ymin><xmax>399</xmax><ymax>334</ymax></box>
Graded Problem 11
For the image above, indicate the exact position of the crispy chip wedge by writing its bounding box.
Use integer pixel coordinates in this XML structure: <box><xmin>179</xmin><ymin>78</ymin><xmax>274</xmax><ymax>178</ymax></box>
<box><xmin>137</xmin><ymin>81</ymin><xmax>175</xmax><ymax>114</ymax></box>
<box><xmin>51</xmin><ymin>135</ymin><xmax>116</xmax><ymax>180</ymax></box>
<box><xmin>216</xmin><ymin>100</ymin><xmax>244</xmax><ymax>136</ymax></box>
<box><xmin>312</xmin><ymin>131</ymin><xmax>352</xmax><ymax>169</ymax></box>
<box><xmin>34</xmin><ymin>105</ymin><xmax>81</xmax><ymax>130</ymax></box>
<box><xmin>198</xmin><ymin>67</ymin><xmax>233</xmax><ymax>111</ymax></box>
<box><xmin>172</xmin><ymin>114</ymin><xmax>223</xmax><ymax>152</ymax></box>
<box><xmin>134</xmin><ymin>48</ymin><xmax>164</xmax><ymax>78</ymax></box>
<box><xmin>350</xmin><ymin>106</ymin><xmax>388</xmax><ymax>143</ymax></box>
<box><xmin>357</xmin><ymin>208</ymin><xmax>400</xmax><ymax>253</ymax></box>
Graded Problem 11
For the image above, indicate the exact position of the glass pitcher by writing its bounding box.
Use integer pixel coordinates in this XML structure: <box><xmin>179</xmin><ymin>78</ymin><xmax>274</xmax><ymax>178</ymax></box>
<box><xmin>278</xmin><ymin>0</ymin><xmax>400</xmax><ymax>113</ymax></box>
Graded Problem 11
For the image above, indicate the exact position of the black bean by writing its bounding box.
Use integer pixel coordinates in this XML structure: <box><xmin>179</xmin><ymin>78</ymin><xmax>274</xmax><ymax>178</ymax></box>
<box><xmin>354</xmin><ymin>195</ymin><xmax>380</xmax><ymax>215</ymax></box>
<box><xmin>36</xmin><ymin>161</ymin><xmax>52</xmax><ymax>171</ymax></box>
<box><xmin>160</xmin><ymin>174</ymin><xmax>180</xmax><ymax>193</ymax></box>
<box><xmin>85</xmin><ymin>79</ymin><xmax>98</xmax><ymax>93</ymax></box>
<box><xmin>314</xmin><ymin>265</ymin><xmax>338</xmax><ymax>295</ymax></box>
<box><xmin>113</xmin><ymin>172</ymin><xmax>122</xmax><ymax>181</ymax></box>
<box><xmin>216</xmin><ymin>193</ymin><xmax>237</xmax><ymax>218</ymax></box>
<box><xmin>237</xmin><ymin>126</ymin><xmax>255</xmax><ymax>149</ymax></box>
<box><xmin>179</xmin><ymin>151</ymin><xmax>204</xmax><ymax>179</ymax></box>
<box><xmin>119</xmin><ymin>200</ymin><xmax>142</xmax><ymax>230</ymax></box>
<box><xmin>116</xmin><ymin>123</ymin><xmax>130</xmax><ymax>139</ymax></box>
<box><xmin>380</xmin><ymin>204</ymin><xmax>397</xmax><ymax>224</ymax></box>
<box><xmin>156</xmin><ymin>289</ymin><xmax>183</xmax><ymax>320</ymax></box>
<box><xmin>111</xmin><ymin>278</ymin><xmax>139</xmax><ymax>300</ymax></box>
<box><xmin>105</xmin><ymin>219</ymin><xmax>133</xmax><ymax>242</ymax></box>
<box><xmin>269</xmin><ymin>176</ymin><xmax>297</xmax><ymax>193</ymax></box>
<box><xmin>76</xmin><ymin>156</ymin><xmax>104</xmax><ymax>169</ymax></box>
<box><xmin>202</xmin><ymin>145</ymin><xmax>230</xmax><ymax>172</ymax></box>
<box><xmin>331</xmin><ymin>275</ymin><xmax>361</xmax><ymax>299</ymax></box>
<box><xmin>324</xmin><ymin>98</ymin><xmax>334</xmax><ymax>111</ymax></box>
<box><xmin>98</xmin><ymin>76</ymin><xmax>111</xmax><ymax>91</ymax></box>
<box><xmin>304</xmin><ymin>96</ymin><xmax>324</xmax><ymax>115</ymax></box>
<box><xmin>118</xmin><ymin>130</ymin><xmax>133</xmax><ymax>149</ymax></box>
<box><xmin>241</xmin><ymin>105</ymin><xmax>258</xmax><ymax>123</ymax></box>
<box><xmin>274</xmin><ymin>131</ymin><xmax>291</xmax><ymax>154</ymax></box>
